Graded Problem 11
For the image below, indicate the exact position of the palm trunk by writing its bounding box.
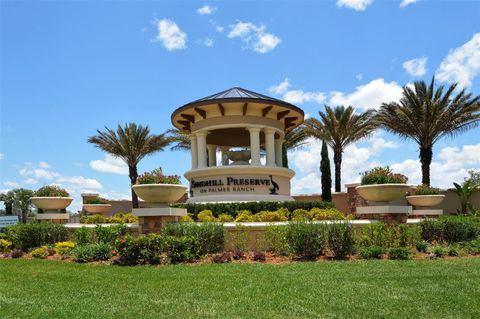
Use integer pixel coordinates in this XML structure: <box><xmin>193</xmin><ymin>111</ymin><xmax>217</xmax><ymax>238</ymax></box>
<box><xmin>282</xmin><ymin>144</ymin><xmax>288</xmax><ymax>168</ymax></box>
<box><xmin>333</xmin><ymin>150</ymin><xmax>342</xmax><ymax>193</ymax></box>
<box><xmin>129</xmin><ymin>165</ymin><xmax>139</xmax><ymax>209</ymax></box>
<box><xmin>420</xmin><ymin>146</ymin><xmax>432</xmax><ymax>186</ymax></box>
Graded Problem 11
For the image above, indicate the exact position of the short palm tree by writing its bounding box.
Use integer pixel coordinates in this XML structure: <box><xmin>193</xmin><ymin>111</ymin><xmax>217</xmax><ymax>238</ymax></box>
<box><xmin>305</xmin><ymin>105</ymin><xmax>377</xmax><ymax>192</ymax></box>
<box><xmin>376</xmin><ymin>77</ymin><xmax>480</xmax><ymax>186</ymax></box>
<box><xmin>88</xmin><ymin>123</ymin><xmax>171</xmax><ymax>208</ymax></box>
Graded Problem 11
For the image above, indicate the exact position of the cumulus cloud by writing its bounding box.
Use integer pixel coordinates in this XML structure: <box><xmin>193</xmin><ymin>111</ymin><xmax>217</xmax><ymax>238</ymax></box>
<box><xmin>0</xmin><ymin>153</ymin><xmax>4</xmax><ymax>160</ymax></box>
<box><xmin>153</xmin><ymin>19</ymin><xmax>187</xmax><ymax>51</ymax></box>
<box><xmin>269</xmin><ymin>78</ymin><xmax>326</xmax><ymax>104</ymax></box>
<box><xmin>200</xmin><ymin>37</ymin><xmax>214</xmax><ymax>47</ymax></box>
<box><xmin>3</xmin><ymin>181</ymin><xmax>19</xmax><ymax>188</ymax></box>
<box><xmin>197</xmin><ymin>5</ymin><xmax>217</xmax><ymax>15</ymax></box>
<box><xmin>329</xmin><ymin>78</ymin><xmax>404</xmax><ymax>110</ymax></box>
<box><xmin>436</xmin><ymin>33</ymin><xmax>480</xmax><ymax>89</ymax></box>
<box><xmin>336</xmin><ymin>0</ymin><xmax>373</xmax><ymax>11</ymax></box>
<box><xmin>400</xmin><ymin>0</ymin><xmax>418</xmax><ymax>8</ymax></box>
<box><xmin>228</xmin><ymin>21</ymin><xmax>281</xmax><ymax>53</ymax></box>
<box><xmin>23</xmin><ymin>178</ymin><xmax>38</xmax><ymax>185</ymax></box>
<box><xmin>402</xmin><ymin>57</ymin><xmax>428</xmax><ymax>77</ymax></box>
<box><xmin>38</xmin><ymin>161</ymin><xmax>51</xmax><ymax>169</ymax></box>
<box><xmin>56</xmin><ymin>176</ymin><xmax>102</xmax><ymax>190</ymax></box>
<box><xmin>90</xmin><ymin>155</ymin><xmax>128</xmax><ymax>175</ymax></box>
<box><xmin>19</xmin><ymin>167</ymin><xmax>60</xmax><ymax>180</ymax></box>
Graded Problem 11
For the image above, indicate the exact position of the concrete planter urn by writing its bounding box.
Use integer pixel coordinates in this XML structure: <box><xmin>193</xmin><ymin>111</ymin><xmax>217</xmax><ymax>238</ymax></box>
<box><xmin>227</xmin><ymin>150</ymin><xmax>251</xmax><ymax>165</ymax></box>
<box><xmin>356</xmin><ymin>184</ymin><xmax>410</xmax><ymax>202</ymax></box>
<box><xmin>83</xmin><ymin>204</ymin><xmax>112</xmax><ymax>215</ymax></box>
<box><xmin>132</xmin><ymin>184</ymin><xmax>187</xmax><ymax>204</ymax></box>
<box><xmin>31</xmin><ymin>197</ymin><xmax>73</xmax><ymax>210</ymax></box>
<box><xmin>406</xmin><ymin>195</ymin><xmax>445</xmax><ymax>207</ymax></box>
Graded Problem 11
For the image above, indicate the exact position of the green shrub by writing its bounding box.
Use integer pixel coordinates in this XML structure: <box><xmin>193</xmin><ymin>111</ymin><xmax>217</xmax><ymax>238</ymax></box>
<box><xmin>465</xmin><ymin>238</ymin><xmax>480</xmax><ymax>255</ymax></box>
<box><xmin>235</xmin><ymin>210</ymin><xmax>254</xmax><ymax>222</ymax></box>
<box><xmin>74</xmin><ymin>227</ymin><xmax>93</xmax><ymax>245</ymax></box>
<box><xmin>217</xmin><ymin>214</ymin><xmax>234</xmax><ymax>222</ymax></box>
<box><xmin>29</xmin><ymin>246</ymin><xmax>49</xmax><ymax>259</ymax></box>
<box><xmin>4</xmin><ymin>222</ymin><xmax>69</xmax><ymax>251</ymax></box>
<box><xmin>253</xmin><ymin>210</ymin><xmax>288</xmax><ymax>222</ymax></box>
<box><xmin>94</xmin><ymin>224</ymin><xmax>127</xmax><ymax>245</ymax></box>
<box><xmin>420</xmin><ymin>216</ymin><xmax>479</xmax><ymax>244</ymax></box>
<box><xmin>165</xmin><ymin>236</ymin><xmax>200</xmax><ymax>263</ymax></box>
<box><xmin>0</xmin><ymin>239</ymin><xmax>12</xmax><ymax>252</ymax></box>
<box><xmin>430</xmin><ymin>245</ymin><xmax>446</xmax><ymax>258</ymax></box>
<box><xmin>360</xmin><ymin>166</ymin><xmax>408</xmax><ymax>185</ymax></box>
<box><xmin>359</xmin><ymin>246</ymin><xmax>384</xmax><ymax>259</ymax></box>
<box><xmin>162</xmin><ymin>222</ymin><xmax>224</xmax><ymax>255</ymax></box>
<box><xmin>229</xmin><ymin>224</ymin><xmax>250</xmax><ymax>252</ymax></box>
<box><xmin>35</xmin><ymin>185</ymin><xmax>69</xmax><ymax>197</ymax></box>
<box><xmin>415</xmin><ymin>240</ymin><xmax>428</xmax><ymax>253</ymax></box>
<box><xmin>327</xmin><ymin>222</ymin><xmax>354</xmax><ymax>259</ymax></box>
<box><xmin>54</xmin><ymin>241</ymin><xmax>76</xmax><ymax>257</ymax></box>
<box><xmin>71</xmin><ymin>243</ymin><xmax>113</xmax><ymax>263</ymax></box>
<box><xmin>388</xmin><ymin>247</ymin><xmax>410</xmax><ymax>260</ymax></box>
<box><xmin>285</xmin><ymin>222</ymin><xmax>326</xmax><ymax>260</ymax></box>
<box><xmin>265</xmin><ymin>226</ymin><xmax>289</xmax><ymax>256</ymax></box>
<box><xmin>358</xmin><ymin>222</ymin><xmax>389</xmax><ymax>248</ymax></box>
<box><xmin>179</xmin><ymin>214</ymin><xmax>194</xmax><ymax>223</ymax></box>
<box><xmin>311</xmin><ymin>208</ymin><xmax>345</xmax><ymax>221</ymax></box>
<box><xmin>291</xmin><ymin>209</ymin><xmax>310</xmax><ymax>221</ymax></box>
<box><xmin>172</xmin><ymin>201</ymin><xmax>335</xmax><ymax>220</ymax></box>
<box><xmin>197</xmin><ymin>210</ymin><xmax>217</xmax><ymax>222</ymax></box>
<box><xmin>80</xmin><ymin>213</ymin><xmax>139</xmax><ymax>224</ymax></box>
<box><xmin>447</xmin><ymin>245</ymin><xmax>459</xmax><ymax>257</ymax></box>
<box><xmin>115</xmin><ymin>234</ymin><xmax>164</xmax><ymax>266</ymax></box>
<box><xmin>411</xmin><ymin>185</ymin><xmax>441</xmax><ymax>195</ymax></box>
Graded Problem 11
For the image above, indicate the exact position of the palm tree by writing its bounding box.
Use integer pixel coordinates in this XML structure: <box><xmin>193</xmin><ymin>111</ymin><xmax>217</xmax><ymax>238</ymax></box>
<box><xmin>305</xmin><ymin>105</ymin><xmax>377</xmax><ymax>192</ymax></box>
<box><xmin>376</xmin><ymin>77</ymin><xmax>480</xmax><ymax>186</ymax></box>
<box><xmin>166</xmin><ymin>128</ymin><xmax>191</xmax><ymax>151</ymax></box>
<box><xmin>88</xmin><ymin>123</ymin><xmax>171</xmax><ymax>208</ymax></box>
<box><xmin>282</xmin><ymin>124</ymin><xmax>310</xmax><ymax>168</ymax></box>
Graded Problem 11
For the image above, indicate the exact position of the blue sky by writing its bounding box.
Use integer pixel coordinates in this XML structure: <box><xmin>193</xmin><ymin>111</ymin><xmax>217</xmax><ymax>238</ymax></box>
<box><xmin>1</xmin><ymin>0</ymin><xmax>479</xmax><ymax>211</ymax></box>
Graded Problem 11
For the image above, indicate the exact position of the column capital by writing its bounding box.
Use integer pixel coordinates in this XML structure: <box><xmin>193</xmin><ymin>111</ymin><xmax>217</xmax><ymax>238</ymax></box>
<box><xmin>189</xmin><ymin>133</ymin><xmax>197</xmax><ymax>139</ymax></box>
<box><xmin>195</xmin><ymin>130</ymin><xmax>209</xmax><ymax>137</ymax></box>
<box><xmin>246</xmin><ymin>126</ymin><xmax>261</xmax><ymax>133</ymax></box>
<box><xmin>264</xmin><ymin>127</ymin><xmax>276</xmax><ymax>134</ymax></box>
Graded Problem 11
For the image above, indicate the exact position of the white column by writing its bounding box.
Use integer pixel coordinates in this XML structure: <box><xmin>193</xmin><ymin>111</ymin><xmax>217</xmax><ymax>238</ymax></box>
<box><xmin>247</xmin><ymin>127</ymin><xmax>261</xmax><ymax>166</ymax></box>
<box><xmin>207</xmin><ymin>144</ymin><xmax>217</xmax><ymax>167</ymax></box>
<box><xmin>189</xmin><ymin>134</ymin><xmax>198</xmax><ymax>169</ymax></box>
<box><xmin>275</xmin><ymin>137</ymin><xmax>284</xmax><ymax>167</ymax></box>
<box><xmin>264</xmin><ymin>128</ymin><xmax>276</xmax><ymax>167</ymax></box>
<box><xmin>196</xmin><ymin>131</ymin><xmax>208</xmax><ymax>168</ymax></box>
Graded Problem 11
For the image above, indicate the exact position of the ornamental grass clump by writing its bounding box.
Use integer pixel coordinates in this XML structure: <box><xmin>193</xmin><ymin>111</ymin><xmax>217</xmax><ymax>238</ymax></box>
<box><xmin>137</xmin><ymin>167</ymin><xmax>181</xmax><ymax>185</ymax></box>
<box><xmin>35</xmin><ymin>185</ymin><xmax>69</xmax><ymax>197</ymax></box>
<box><xmin>360</xmin><ymin>166</ymin><xmax>408</xmax><ymax>185</ymax></box>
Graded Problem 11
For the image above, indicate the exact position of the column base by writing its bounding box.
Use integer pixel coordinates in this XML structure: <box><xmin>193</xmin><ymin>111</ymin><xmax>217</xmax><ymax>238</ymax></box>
<box><xmin>356</xmin><ymin>206</ymin><xmax>411</xmax><ymax>224</ymax></box>
<box><xmin>133</xmin><ymin>207</ymin><xmax>187</xmax><ymax>234</ymax></box>
<box><xmin>34</xmin><ymin>213</ymin><xmax>70</xmax><ymax>224</ymax></box>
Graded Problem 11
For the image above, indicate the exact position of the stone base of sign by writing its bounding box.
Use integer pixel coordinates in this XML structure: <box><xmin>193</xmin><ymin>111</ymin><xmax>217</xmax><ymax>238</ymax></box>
<box><xmin>34</xmin><ymin>213</ymin><xmax>70</xmax><ymax>224</ymax></box>
<box><xmin>411</xmin><ymin>209</ymin><xmax>443</xmax><ymax>216</ymax></box>
<box><xmin>133</xmin><ymin>207</ymin><xmax>187</xmax><ymax>234</ymax></box>
<box><xmin>356</xmin><ymin>206</ymin><xmax>411</xmax><ymax>224</ymax></box>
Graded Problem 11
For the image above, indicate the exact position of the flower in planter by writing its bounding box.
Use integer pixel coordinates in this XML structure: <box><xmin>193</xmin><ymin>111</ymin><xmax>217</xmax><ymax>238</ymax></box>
<box><xmin>35</xmin><ymin>185</ymin><xmax>70</xmax><ymax>197</ymax></box>
<box><xmin>85</xmin><ymin>197</ymin><xmax>109</xmax><ymax>204</ymax></box>
<box><xmin>360</xmin><ymin>166</ymin><xmax>408</xmax><ymax>185</ymax></box>
<box><xmin>409</xmin><ymin>185</ymin><xmax>441</xmax><ymax>196</ymax></box>
<box><xmin>136</xmin><ymin>167</ymin><xmax>181</xmax><ymax>185</ymax></box>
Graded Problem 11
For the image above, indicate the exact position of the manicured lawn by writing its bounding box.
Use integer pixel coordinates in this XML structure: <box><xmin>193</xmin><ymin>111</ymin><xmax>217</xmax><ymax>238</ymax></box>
<box><xmin>1</xmin><ymin>259</ymin><xmax>480</xmax><ymax>318</ymax></box>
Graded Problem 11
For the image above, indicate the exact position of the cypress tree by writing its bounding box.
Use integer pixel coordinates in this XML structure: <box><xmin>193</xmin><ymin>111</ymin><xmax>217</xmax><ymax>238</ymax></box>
<box><xmin>320</xmin><ymin>140</ymin><xmax>332</xmax><ymax>201</ymax></box>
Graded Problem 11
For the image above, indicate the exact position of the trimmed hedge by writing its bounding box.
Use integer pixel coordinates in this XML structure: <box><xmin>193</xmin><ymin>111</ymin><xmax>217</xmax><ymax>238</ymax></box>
<box><xmin>172</xmin><ymin>201</ymin><xmax>335</xmax><ymax>219</ymax></box>
<box><xmin>420</xmin><ymin>216</ymin><xmax>480</xmax><ymax>244</ymax></box>
<box><xmin>162</xmin><ymin>223</ymin><xmax>224</xmax><ymax>255</ymax></box>
<box><xmin>4</xmin><ymin>222</ymin><xmax>69</xmax><ymax>251</ymax></box>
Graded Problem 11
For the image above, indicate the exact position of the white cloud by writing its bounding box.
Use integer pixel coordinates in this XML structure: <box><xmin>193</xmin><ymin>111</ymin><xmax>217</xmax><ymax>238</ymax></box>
<box><xmin>402</xmin><ymin>57</ymin><xmax>428</xmax><ymax>77</ymax></box>
<box><xmin>0</xmin><ymin>153</ymin><xmax>3</xmax><ymax>160</ymax></box>
<box><xmin>197</xmin><ymin>5</ymin><xmax>217</xmax><ymax>15</ymax></box>
<box><xmin>400</xmin><ymin>0</ymin><xmax>418</xmax><ymax>8</ymax></box>
<box><xmin>228</xmin><ymin>21</ymin><xmax>280</xmax><ymax>53</ymax></box>
<box><xmin>38</xmin><ymin>161</ymin><xmax>51</xmax><ymax>169</ymax></box>
<box><xmin>23</xmin><ymin>178</ymin><xmax>38</xmax><ymax>185</ymax></box>
<box><xmin>356</xmin><ymin>73</ymin><xmax>363</xmax><ymax>81</ymax></box>
<box><xmin>329</xmin><ymin>78</ymin><xmax>404</xmax><ymax>110</ymax></box>
<box><xmin>269</xmin><ymin>78</ymin><xmax>326</xmax><ymax>104</ymax></box>
<box><xmin>336</xmin><ymin>0</ymin><xmax>373</xmax><ymax>11</ymax></box>
<box><xmin>436</xmin><ymin>33</ymin><xmax>480</xmax><ymax>89</ymax></box>
<box><xmin>201</xmin><ymin>37</ymin><xmax>214</xmax><ymax>47</ymax></box>
<box><xmin>90</xmin><ymin>155</ymin><xmax>128</xmax><ymax>175</ymax></box>
<box><xmin>56</xmin><ymin>176</ymin><xmax>102</xmax><ymax>190</ymax></box>
<box><xmin>3</xmin><ymin>181</ymin><xmax>19</xmax><ymax>188</ymax></box>
<box><xmin>209</xmin><ymin>19</ymin><xmax>224</xmax><ymax>32</ymax></box>
<box><xmin>19</xmin><ymin>167</ymin><xmax>60</xmax><ymax>180</ymax></box>
<box><xmin>154</xmin><ymin>19</ymin><xmax>187</xmax><ymax>51</ymax></box>
<box><xmin>216</xmin><ymin>25</ymin><xmax>224</xmax><ymax>32</ymax></box>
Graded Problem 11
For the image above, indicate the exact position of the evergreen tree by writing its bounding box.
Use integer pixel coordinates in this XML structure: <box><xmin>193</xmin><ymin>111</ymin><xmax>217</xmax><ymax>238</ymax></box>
<box><xmin>320</xmin><ymin>140</ymin><xmax>332</xmax><ymax>201</ymax></box>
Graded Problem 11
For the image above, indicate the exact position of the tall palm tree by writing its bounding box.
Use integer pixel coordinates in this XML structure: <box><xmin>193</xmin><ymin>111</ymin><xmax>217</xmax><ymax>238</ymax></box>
<box><xmin>282</xmin><ymin>124</ymin><xmax>310</xmax><ymax>168</ymax></box>
<box><xmin>376</xmin><ymin>77</ymin><xmax>480</xmax><ymax>186</ymax></box>
<box><xmin>305</xmin><ymin>105</ymin><xmax>377</xmax><ymax>192</ymax></box>
<box><xmin>88</xmin><ymin>123</ymin><xmax>171</xmax><ymax>208</ymax></box>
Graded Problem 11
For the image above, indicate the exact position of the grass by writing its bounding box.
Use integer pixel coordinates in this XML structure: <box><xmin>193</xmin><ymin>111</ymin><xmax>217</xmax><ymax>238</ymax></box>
<box><xmin>1</xmin><ymin>259</ymin><xmax>480</xmax><ymax>318</ymax></box>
